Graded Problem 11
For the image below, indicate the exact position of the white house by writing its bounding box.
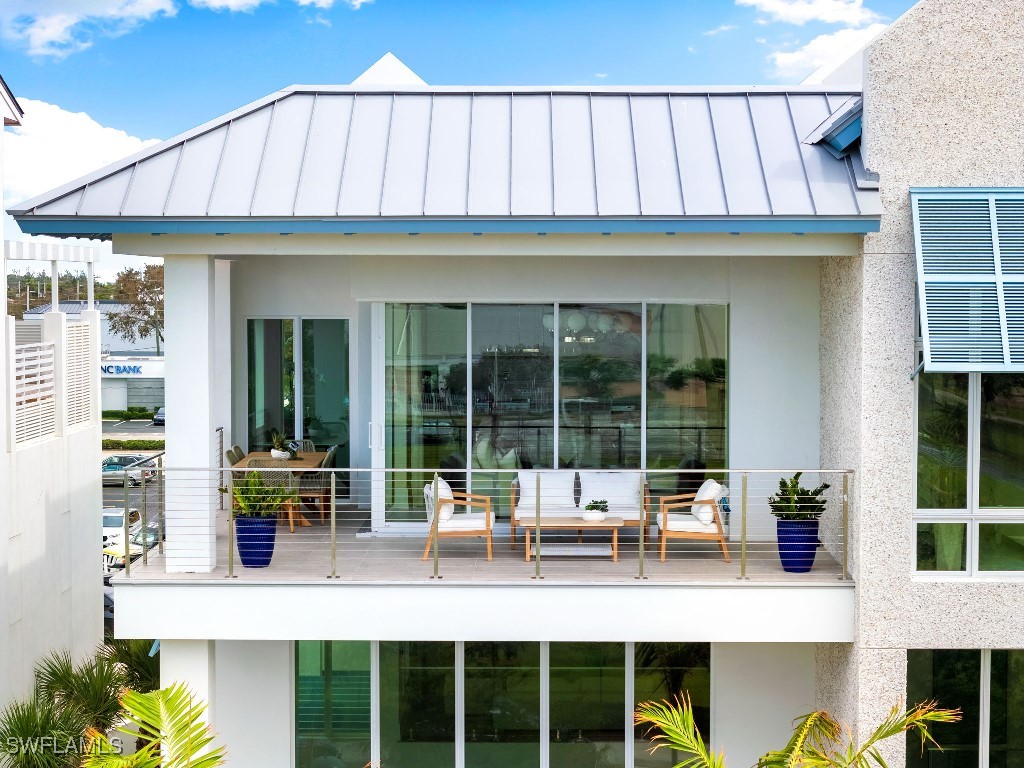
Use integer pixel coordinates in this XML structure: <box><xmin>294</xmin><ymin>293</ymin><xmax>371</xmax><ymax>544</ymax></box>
<box><xmin>10</xmin><ymin>1</ymin><xmax>1024</xmax><ymax>765</ymax></box>
<box><xmin>1</xmin><ymin>81</ymin><xmax>103</xmax><ymax>707</ymax></box>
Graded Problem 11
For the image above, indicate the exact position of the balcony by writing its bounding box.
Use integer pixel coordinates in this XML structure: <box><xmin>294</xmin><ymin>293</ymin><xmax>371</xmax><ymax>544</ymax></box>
<box><xmin>111</xmin><ymin>466</ymin><xmax>852</xmax><ymax>585</ymax></box>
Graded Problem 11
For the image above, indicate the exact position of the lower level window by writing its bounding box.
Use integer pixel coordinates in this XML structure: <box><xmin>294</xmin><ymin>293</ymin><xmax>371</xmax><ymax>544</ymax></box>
<box><xmin>295</xmin><ymin>640</ymin><xmax>710</xmax><ymax>768</ymax></box>
<box><xmin>907</xmin><ymin>649</ymin><xmax>1024</xmax><ymax>768</ymax></box>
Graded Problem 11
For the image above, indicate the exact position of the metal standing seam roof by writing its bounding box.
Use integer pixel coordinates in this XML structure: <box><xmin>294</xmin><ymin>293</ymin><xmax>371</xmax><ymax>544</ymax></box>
<box><xmin>9</xmin><ymin>85</ymin><xmax>880</xmax><ymax>229</ymax></box>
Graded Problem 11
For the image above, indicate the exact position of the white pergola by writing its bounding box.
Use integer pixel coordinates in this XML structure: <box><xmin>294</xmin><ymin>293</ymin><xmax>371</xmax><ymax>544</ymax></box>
<box><xmin>3</xmin><ymin>239</ymin><xmax>100</xmax><ymax>314</ymax></box>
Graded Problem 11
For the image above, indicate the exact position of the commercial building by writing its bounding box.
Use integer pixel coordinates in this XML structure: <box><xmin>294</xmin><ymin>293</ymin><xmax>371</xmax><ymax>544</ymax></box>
<box><xmin>9</xmin><ymin>1</ymin><xmax>1023</xmax><ymax>764</ymax></box>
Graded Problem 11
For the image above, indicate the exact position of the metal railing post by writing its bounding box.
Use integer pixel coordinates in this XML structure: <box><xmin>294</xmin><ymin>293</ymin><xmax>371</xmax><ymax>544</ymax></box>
<box><xmin>123</xmin><ymin>473</ymin><xmax>131</xmax><ymax>577</ymax></box>
<box><xmin>329</xmin><ymin>473</ymin><xmax>338</xmax><ymax>579</ymax></box>
<box><xmin>157</xmin><ymin>457</ymin><xmax>165</xmax><ymax>555</ymax></box>
<box><xmin>739</xmin><ymin>472</ymin><xmax>748</xmax><ymax>580</ymax></box>
<box><xmin>533</xmin><ymin>474</ymin><xmax>542</xmax><ymax>580</ymax></box>
<box><xmin>216</xmin><ymin>427</ymin><xmax>224</xmax><ymax>511</ymax></box>
<box><xmin>636</xmin><ymin>475</ymin><xmax>646</xmax><ymax>580</ymax></box>
<box><xmin>226</xmin><ymin>468</ymin><xmax>236</xmax><ymax>579</ymax></box>
<box><xmin>431</xmin><ymin>474</ymin><xmax>441</xmax><ymax>579</ymax></box>
<box><xmin>840</xmin><ymin>471</ymin><xmax>850</xmax><ymax>581</ymax></box>
<box><xmin>141</xmin><ymin>467</ymin><xmax>148</xmax><ymax>566</ymax></box>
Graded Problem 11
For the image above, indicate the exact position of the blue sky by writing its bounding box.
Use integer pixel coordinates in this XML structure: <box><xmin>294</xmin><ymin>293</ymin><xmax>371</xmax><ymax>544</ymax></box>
<box><xmin>2</xmin><ymin>0</ymin><xmax>917</xmax><ymax>141</ymax></box>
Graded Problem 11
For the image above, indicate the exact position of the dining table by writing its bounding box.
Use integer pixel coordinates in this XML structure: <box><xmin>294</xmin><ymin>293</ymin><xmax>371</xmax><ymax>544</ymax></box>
<box><xmin>232</xmin><ymin>451</ymin><xmax>328</xmax><ymax>528</ymax></box>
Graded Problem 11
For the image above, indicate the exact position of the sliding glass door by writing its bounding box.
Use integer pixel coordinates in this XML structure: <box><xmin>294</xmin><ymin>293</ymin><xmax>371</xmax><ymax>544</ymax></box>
<box><xmin>375</xmin><ymin>302</ymin><xmax>728</xmax><ymax>525</ymax></box>
<box><xmin>247</xmin><ymin>318</ymin><xmax>295</xmax><ymax>450</ymax></box>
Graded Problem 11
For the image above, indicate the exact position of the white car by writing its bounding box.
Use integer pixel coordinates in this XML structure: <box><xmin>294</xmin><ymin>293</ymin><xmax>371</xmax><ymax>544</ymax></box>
<box><xmin>102</xmin><ymin>507</ymin><xmax>140</xmax><ymax>546</ymax></box>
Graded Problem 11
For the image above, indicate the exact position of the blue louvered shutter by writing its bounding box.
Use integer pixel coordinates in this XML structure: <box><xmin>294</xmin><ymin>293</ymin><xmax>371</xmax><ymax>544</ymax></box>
<box><xmin>913</xmin><ymin>190</ymin><xmax>1024</xmax><ymax>372</ymax></box>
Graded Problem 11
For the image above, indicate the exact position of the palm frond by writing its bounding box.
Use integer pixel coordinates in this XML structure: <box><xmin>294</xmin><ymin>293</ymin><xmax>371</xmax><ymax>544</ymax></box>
<box><xmin>35</xmin><ymin>651</ymin><xmax>125</xmax><ymax>733</ymax></box>
<box><xmin>98</xmin><ymin>640</ymin><xmax>160</xmax><ymax>694</ymax></box>
<box><xmin>845</xmin><ymin>702</ymin><xmax>960</xmax><ymax>768</ymax></box>
<box><xmin>635</xmin><ymin>693</ymin><xmax>725</xmax><ymax>768</ymax></box>
<box><xmin>0</xmin><ymin>695</ymin><xmax>89</xmax><ymax>768</ymax></box>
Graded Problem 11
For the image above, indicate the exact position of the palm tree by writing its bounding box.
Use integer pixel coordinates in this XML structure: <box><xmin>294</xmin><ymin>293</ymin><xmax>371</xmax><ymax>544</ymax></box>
<box><xmin>35</xmin><ymin>651</ymin><xmax>125</xmax><ymax>734</ymax></box>
<box><xmin>635</xmin><ymin>693</ymin><xmax>959</xmax><ymax>768</ymax></box>
<box><xmin>82</xmin><ymin>684</ymin><xmax>226</xmax><ymax>768</ymax></box>
<box><xmin>98</xmin><ymin>640</ymin><xmax>160</xmax><ymax>695</ymax></box>
<box><xmin>0</xmin><ymin>696</ymin><xmax>89</xmax><ymax>768</ymax></box>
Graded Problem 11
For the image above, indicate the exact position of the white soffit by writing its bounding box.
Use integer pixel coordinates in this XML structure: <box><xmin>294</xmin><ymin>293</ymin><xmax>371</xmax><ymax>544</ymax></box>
<box><xmin>11</xmin><ymin>86</ymin><xmax>875</xmax><ymax>222</ymax></box>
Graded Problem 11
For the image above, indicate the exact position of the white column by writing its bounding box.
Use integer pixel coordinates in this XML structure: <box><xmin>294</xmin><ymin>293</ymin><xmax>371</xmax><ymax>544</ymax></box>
<box><xmin>214</xmin><ymin>260</ymin><xmax>232</xmax><ymax>454</ymax></box>
<box><xmin>160</xmin><ymin>639</ymin><xmax>217</xmax><ymax>726</ymax></box>
<box><xmin>164</xmin><ymin>255</ymin><xmax>218</xmax><ymax>572</ymax></box>
<box><xmin>79</xmin><ymin>310</ymin><xmax>102</xmax><ymax>424</ymax></box>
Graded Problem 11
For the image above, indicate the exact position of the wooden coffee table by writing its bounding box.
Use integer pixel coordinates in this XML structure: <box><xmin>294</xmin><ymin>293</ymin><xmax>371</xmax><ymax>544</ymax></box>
<box><xmin>518</xmin><ymin>517</ymin><xmax>625</xmax><ymax>562</ymax></box>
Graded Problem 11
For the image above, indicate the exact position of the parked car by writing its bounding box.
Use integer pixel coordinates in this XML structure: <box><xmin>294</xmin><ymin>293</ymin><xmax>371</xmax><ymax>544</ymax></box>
<box><xmin>101</xmin><ymin>455</ymin><xmax>155</xmax><ymax>486</ymax></box>
<box><xmin>102</xmin><ymin>506</ymin><xmax>140</xmax><ymax>545</ymax></box>
<box><xmin>152</xmin><ymin>407</ymin><xmax>165</xmax><ymax>426</ymax></box>
<box><xmin>103</xmin><ymin>586</ymin><xmax>114</xmax><ymax>636</ymax></box>
<box><xmin>102</xmin><ymin>522</ymin><xmax>160</xmax><ymax>571</ymax></box>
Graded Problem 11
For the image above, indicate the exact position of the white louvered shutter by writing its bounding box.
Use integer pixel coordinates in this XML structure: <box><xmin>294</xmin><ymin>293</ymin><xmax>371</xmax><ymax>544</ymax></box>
<box><xmin>913</xmin><ymin>190</ymin><xmax>1024</xmax><ymax>371</ymax></box>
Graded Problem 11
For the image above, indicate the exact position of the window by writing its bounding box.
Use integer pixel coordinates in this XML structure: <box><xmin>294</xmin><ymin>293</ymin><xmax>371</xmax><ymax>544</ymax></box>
<box><xmin>907</xmin><ymin>649</ymin><xmax>1024</xmax><ymax>768</ymax></box>
<box><xmin>915</xmin><ymin>373</ymin><xmax>1024</xmax><ymax>574</ymax></box>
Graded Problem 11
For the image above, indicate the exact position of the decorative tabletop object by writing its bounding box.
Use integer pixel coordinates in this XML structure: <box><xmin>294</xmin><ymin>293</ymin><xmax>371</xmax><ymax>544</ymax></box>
<box><xmin>583</xmin><ymin>499</ymin><xmax>608</xmax><ymax>522</ymax></box>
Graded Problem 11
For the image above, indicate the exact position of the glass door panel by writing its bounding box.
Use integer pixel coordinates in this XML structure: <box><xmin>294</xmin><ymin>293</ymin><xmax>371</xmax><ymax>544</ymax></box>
<box><xmin>385</xmin><ymin>304</ymin><xmax>467</xmax><ymax>520</ymax></box>
<box><xmin>558</xmin><ymin>305</ymin><xmax>642</xmax><ymax>469</ymax></box>
<box><xmin>471</xmin><ymin>305</ymin><xmax>555</xmax><ymax>517</ymax></box>
<box><xmin>465</xmin><ymin>642</ymin><xmax>541</xmax><ymax>768</ymax></box>
<box><xmin>979</xmin><ymin>374</ymin><xmax>1024</xmax><ymax>508</ymax></box>
<box><xmin>646</xmin><ymin>305</ymin><xmax>729</xmax><ymax>500</ymax></box>
<box><xmin>634</xmin><ymin>643</ymin><xmax>711</xmax><ymax>768</ymax></box>
<box><xmin>247</xmin><ymin>318</ymin><xmax>295</xmax><ymax>451</ymax></box>
<box><xmin>916</xmin><ymin>373</ymin><xmax>969</xmax><ymax>510</ymax></box>
<box><xmin>380</xmin><ymin>641</ymin><xmax>456</xmax><ymax>768</ymax></box>
<box><xmin>295</xmin><ymin>641</ymin><xmax>371</xmax><ymax>768</ymax></box>
<box><xmin>549</xmin><ymin>642</ymin><xmax>625</xmax><ymax>768</ymax></box>
<box><xmin>990</xmin><ymin>650</ymin><xmax>1024</xmax><ymax>768</ymax></box>
<box><xmin>302</xmin><ymin>319</ymin><xmax>350</xmax><ymax>495</ymax></box>
<box><xmin>906</xmin><ymin>650</ymin><xmax>980</xmax><ymax>768</ymax></box>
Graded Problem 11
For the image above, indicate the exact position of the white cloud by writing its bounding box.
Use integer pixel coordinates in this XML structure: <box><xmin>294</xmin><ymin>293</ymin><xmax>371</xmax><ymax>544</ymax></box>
<box><xmin>3</xmin><ymin>98</ymin><xmax>164</xmax><ymax>278</ymax></box>
<box><xmin>736</xmin><ymin>0</ymin><xmax>880</xmax><ymax>26</ymax></box>
<box><xmin>0</xmin><ymin>0</ymin><xmax>370</xmax><ymax>58</ymax></box>
<box><xmin>702</xmin><ymin>24</ymin><xmax>737</xmax><ymax>36</ymax></box>
<box><xmin>0</xmin><ymin>0</ymin><xmax>176</xmax><ymax>58</ymax></box>
<box><xmin>687</xmin><ymin>45</ymin><xmax>697</xmax><ymax>54</ymax></box>
<box><xmin>768</xmin><ymin>22</ymin><xmax>887</xmax><ymax>79</ymax></box>
<box><xmin>594</xmin><ymin>72</ymin><xmax>608</xmax><ymax>79</ymax></box>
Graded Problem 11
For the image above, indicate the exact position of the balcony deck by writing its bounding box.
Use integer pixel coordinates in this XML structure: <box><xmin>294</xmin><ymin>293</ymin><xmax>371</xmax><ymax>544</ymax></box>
<box><xmin>123</xmin><ymin>507</ymin><xmax>846</xmax><ymax>584</ymax></box>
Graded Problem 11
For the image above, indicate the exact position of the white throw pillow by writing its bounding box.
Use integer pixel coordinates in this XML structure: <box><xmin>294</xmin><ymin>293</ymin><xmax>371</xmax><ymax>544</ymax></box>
<box><xmin>516</xmin><ymin>470</ymin><xmax>576</xmax><ymax>508</ymax></box>
<box><xmin>434</xmin><ymin>477</ymin><xmax>456</xmax><ymax>522</ymax></box>
<box><xmin>691</xmin><ymin>479</ymin><xmax>724</xmax><ymax>525</ymax></box>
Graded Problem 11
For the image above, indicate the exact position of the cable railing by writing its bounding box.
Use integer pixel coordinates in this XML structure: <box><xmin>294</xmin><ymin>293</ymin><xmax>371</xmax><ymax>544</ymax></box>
<box><xmin>108</xmin><ymin>464</ymin><xmax>853</xmax><ymax>584</ymax></box>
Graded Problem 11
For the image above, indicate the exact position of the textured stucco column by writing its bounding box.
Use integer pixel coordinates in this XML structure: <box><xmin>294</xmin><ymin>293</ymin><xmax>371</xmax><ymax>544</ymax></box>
<box><xmin>164</xmin><ymin>255</ymin><xmax>218</xmax><ymax>572</ymax></box>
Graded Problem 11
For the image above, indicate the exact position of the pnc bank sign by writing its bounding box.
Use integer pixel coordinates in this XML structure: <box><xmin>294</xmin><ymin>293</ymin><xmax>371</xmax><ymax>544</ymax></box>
<box><xmin>101</xmin><ymin>364</ymin><xmax>143</xmax><ymax>375</ymax></box>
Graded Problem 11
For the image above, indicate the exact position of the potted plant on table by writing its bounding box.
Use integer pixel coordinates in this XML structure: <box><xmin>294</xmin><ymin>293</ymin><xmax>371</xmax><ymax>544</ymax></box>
<box><xmin>768</xmin><ymin>472</ymin><xmax>830</xmax><ymax>573</ymax></box>
<box><xmin>583</xmin><ymin>499</ymin><xmax>609</xmax><ymax>522</ymax></box>
<box><xmin>231</xmin><ymin>471</ymin><xmax>297</xmax><ymax>567</ymax></box>
<box><xmin>270</xmin><ymin>430</ymin><xmax>296</xmax><ymax>460</ymax></box>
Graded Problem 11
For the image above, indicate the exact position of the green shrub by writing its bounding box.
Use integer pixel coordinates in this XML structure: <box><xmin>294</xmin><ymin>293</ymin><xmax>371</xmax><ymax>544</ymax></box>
<box><xmin>101</xmin><ymin>408</ymin><xmax>156</xmax><ymax>421</ymax></box>
<box><xmin>102</xmin><ymin>439</ymin><xmax>165</xmax><ymax>451</ymax></box>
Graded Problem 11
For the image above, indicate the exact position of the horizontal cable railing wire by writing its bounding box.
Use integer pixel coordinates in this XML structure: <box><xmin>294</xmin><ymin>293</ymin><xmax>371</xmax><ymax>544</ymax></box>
<box><xmin>109</xmin><ymin>466</ymin><xmax>852</xmax><ymax>583</ymax></box>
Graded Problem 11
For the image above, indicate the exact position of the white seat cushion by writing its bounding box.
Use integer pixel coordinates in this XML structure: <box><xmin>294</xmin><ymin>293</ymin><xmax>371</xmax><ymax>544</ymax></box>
<box><xmin>516</xmin><ymin>470</ymin><xmax>576</xmax><ymax>509</ymax></box>
<box><xmin>438</xmin><ymin>511</ymin><xmax>494</xmax><ymax>531</ymax></box>
<box><xmin>658</xmin><ymin>514</ymin><xmax>720</xmax><ymax>533</ymax></box>
<box><xmin>692</xmin><ymin>479</ymin><xmax>724</xmax><ymax>524</ymax></box>
<box><xmin>579</xmin><ymin>471</ymin><xmax>643</xmax><ymax>509</ymax></box>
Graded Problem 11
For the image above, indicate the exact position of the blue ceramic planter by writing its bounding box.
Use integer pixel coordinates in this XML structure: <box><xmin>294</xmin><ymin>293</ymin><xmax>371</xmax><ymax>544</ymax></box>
<box><xmin>776</xmin><ymin>518</ymin><xmax>819</xmax><ymax>573</ymax></box>
<box><xmin>235</xmin><ymin>515</ymin><xmax>277</xmax><ymax>568</ymax></box>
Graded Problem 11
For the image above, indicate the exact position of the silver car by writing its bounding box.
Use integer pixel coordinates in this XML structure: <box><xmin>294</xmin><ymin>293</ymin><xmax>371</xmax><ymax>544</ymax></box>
<box><xmin>101</xmin><ymin>455</ymin><xmax>155</xmax><ymax>487</ymax></box>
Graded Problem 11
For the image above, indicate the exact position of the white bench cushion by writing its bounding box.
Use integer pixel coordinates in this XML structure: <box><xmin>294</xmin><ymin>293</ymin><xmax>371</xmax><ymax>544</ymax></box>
<box><xmin>658</xmin><ymin>515</ymin><xmax>719</xmax><ymax>533</ymax></box>
<box><xmin>579</xmin><ymin>471</ymin><xmax>643</xmax><ymax>508</ymax></box>
<box><xmin>692</xmin><ymin>479</ymin><xmax>724</xmax><ymax>524</ymax></box>
<box><xmin>516</xmin><ymin>470</ymin><xmax>576</xmax><ymax>508</ymax></box>
<box><xmin>438</xmin><ymin>511</ymin><xmax>494</xmax><ymax>531</ymax></box>
<box><xmin>514</xmin><ymin>504</ymin><xmax>585</xmax><ymax>521</ymax></box>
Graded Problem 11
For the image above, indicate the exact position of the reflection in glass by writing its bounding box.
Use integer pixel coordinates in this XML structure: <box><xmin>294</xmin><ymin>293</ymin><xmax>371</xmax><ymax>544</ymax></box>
<box><xmin>916</xmin><ymin>373</ymin><xmax>969</xmax><ymax>509</ymax></box>
<box><xmin>915</xmin><ymin>523</ymin><xmax>967</xmax><ymax>572</ymax></box>
<box><xmin>989</xmin><ymin>650</ymin><xmax>1024</xmax><ymax>768</ymax></box>
<box><xmin>470</xmin><ymin>305</ymin><xmax>555</xmax><ymax>516</ymax></box>
<box><xmin>907</xmin><ymin>650</ymin><xmax>980</xmax><ymax>768</ymax></box>
<box><xmin>385</xmin><ymin>304</ymin><xmax>467</xmax><ymax>519</ymax></box>
<box><xmin>646</xmin><ymin>305</ymin><xmax>728</xmax><ymax>499</ymax></box>
<box><xmin>979</xmin><ymin>524</ymin><xmax>1024</xmax><ymax>571</ymax></box>
<box><xmin>247</xmin><ymin>318</ymin><xmax>295</xmax><ymax>450</ymax></box>
<box><xmin>295</xmin><ymin>641</ymin><xmax>371</xmax><ymax>768</ymax></box>
<box><xmin>559</xmin><ymin>305</ymin><xmax>642</xmax><ymax>469</ymax></box>
<box><xmin>380</xmin><ymin>641</ymin><xmax>456</xmax><ymax>768</ymax></box>
<box><xmin>302</xmin><ymin>319</ymin><xmax>350</xmax><ymax>474</ymax></box>
<box><xmin>464</xmin><ymin>642</ymin><xmax>540</xmax><ymax>768</ymax></box>
<box><xmin>549</xmin><ymin>642</ymin><xmax>625</xmax><ymax>768</ymax></box>
<box><xmin>634</xmin><ymin>644</ymin><xmax>711</xmax><ymax>768</ymax></box>
<box><xmin>980</xmin><ymin>374</ymin><xmax>1024</xmax><ymax>508</ymax></box>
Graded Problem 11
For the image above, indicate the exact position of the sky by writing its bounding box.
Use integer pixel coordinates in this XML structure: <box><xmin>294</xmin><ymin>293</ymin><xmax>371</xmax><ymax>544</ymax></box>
<box><xmin>0</xmin><ymin>0</ymin><xmax>918</xmax><ymax>278</ymax></box>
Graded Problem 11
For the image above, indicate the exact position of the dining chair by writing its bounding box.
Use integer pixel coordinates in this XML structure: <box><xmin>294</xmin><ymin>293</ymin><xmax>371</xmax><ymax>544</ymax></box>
<box><xmin>245</xmin><ymin>458</ymin><xmax>299</xmax><ymax>533</ymax></box>
<box><xmin>298</xmin><ymin>445</ymin><xmax>338</xmax><ymax>523</ymax></box>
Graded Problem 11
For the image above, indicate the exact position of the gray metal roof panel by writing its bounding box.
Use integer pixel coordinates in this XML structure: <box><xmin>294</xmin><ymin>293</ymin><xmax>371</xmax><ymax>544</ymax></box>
<box><xmin>9</xmin><ymin>85</ymin><xmax>877</xmax><ymax>224</ymax></box>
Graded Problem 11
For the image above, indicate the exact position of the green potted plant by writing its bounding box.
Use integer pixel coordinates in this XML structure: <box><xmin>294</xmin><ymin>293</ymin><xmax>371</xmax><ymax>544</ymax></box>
<box><xmin>768</xmin><ymin>472</ymin><xmax>830</xmax><ymax>573</ymax></box>
<box><xmin>270</xmin><ymin>430</ymin><xmax>295</xmax><ymax>460</ymax></box>
<box><xmin>231</xmin><ymin>471</ymin><xmax>297</xmax><ymax>567</ymax></box>
<box><xmin>583</xmin><ymin>499</ymin><xmax>609</xmax><ymax>522</ymax></box>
